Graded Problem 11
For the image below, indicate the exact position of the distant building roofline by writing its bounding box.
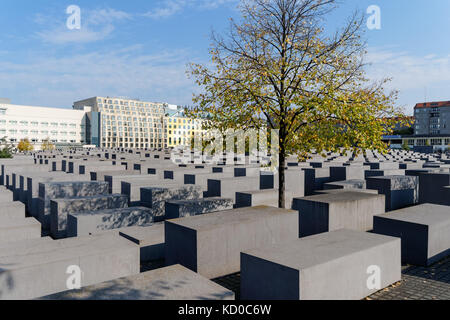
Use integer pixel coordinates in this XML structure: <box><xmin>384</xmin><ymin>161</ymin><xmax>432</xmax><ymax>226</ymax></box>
<box><xmin>414</xmin><ymin>101</ymin><xmax>450</xmax><ymax>108</ymax></box>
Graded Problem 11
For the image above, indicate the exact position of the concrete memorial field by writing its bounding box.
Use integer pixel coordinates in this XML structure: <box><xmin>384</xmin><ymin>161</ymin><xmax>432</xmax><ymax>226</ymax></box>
<box><xmin>0</xmin><ymin>148</ymin><xmax>449</xmax><ymax>300</ymax></box>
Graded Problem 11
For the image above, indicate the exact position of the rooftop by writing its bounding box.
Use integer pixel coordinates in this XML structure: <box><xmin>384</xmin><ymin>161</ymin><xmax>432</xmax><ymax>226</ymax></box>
<box><xmin>414</xmin><ymin>101</ymin><xmax>450</xmax><ymax>109</ymax></box>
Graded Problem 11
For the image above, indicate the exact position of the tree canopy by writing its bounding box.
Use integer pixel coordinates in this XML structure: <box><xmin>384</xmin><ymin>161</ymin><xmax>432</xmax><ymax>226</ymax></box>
<box><xmin>188</xmin><ymin>0</ymin><xmax>408</xmax><ymax>207</ymax></box>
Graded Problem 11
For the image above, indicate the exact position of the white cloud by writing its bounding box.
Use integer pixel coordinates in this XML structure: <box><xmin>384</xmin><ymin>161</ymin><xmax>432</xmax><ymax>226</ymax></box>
<box><xmin>35</xmin><ymin>8</ymin><xmax>132</xmax><ymax>44</ymax></box>
<box><xmin>365</xmin><ymin>47</ymin><xmax>450</xmax><ymax>113</ymax></box>
<box><xmin>144</xmin><ymin>1</ymin><xmax>185</xmax><ymax>19</ymax></box>
<box><xmin>0</xmin><ymin>47</ymin><xmax>198</xmax><ymax>107</ymax></box>
<box><xmin>143</xmin><ymin>0</ymin><xmax>238</xmax><ymax>20</ymax></box>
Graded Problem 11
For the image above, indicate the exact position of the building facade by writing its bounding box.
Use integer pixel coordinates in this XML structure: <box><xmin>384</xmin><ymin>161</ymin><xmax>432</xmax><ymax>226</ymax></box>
<box><xmin>385</xmin><ymin>101</ymin><xmax>450</xmax><ymax>152</ymax></box>
<box><xmin>73</xmin><ymin>97</ymin><xmax>168</xmax><ymax>149</ymax></box>
<box><xmin>0</xmin><ymin>97</ymin><xmax>208</xmax><ymax>151</ymax></box>
<box><xmin>414</xmin><ymin>101</ymin><xmax>450</xmax><ymax>136</ymax></box>
<box><xmin>165</xmin><ymin>106</ymin><xmax>205</xmax><ymax>148</ymax></box>
<box><xmin>0</xmin><ymin>103</ymin><xmax>88</xmax><ymax>150</ymax></box>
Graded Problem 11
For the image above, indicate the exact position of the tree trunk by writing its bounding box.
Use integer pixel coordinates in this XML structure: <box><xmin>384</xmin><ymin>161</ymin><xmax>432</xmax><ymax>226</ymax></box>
<box><xmin>278</xmin><ymin>148</ymin><xmax>286</xmax><ymax>209</ymax></box>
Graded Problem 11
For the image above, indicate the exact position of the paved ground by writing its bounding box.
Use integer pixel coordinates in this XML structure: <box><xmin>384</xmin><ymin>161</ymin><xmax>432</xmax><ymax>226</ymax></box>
<box><xmin>213</xmin><ymin>256</ymin><xmax>450</xmax><ymax>300</ymax></box>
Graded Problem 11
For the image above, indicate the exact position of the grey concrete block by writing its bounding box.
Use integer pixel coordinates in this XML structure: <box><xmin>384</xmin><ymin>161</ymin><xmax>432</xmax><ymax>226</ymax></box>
<box><xmin>119</xmin><ymin>224</ymin><xmax>165</xmax><ymax>262</ymax></box>
<box><xmin>366</xmin><ymin>175</ymin><xmax>419</xmax><ymax>212</ymax></box>
<box><xmin>240</xmin><ymin>229</ymin><xmax>401</xmax><ymax>300</ymax></box>
<box><xmin>0</xmin><ymin>201</ymin><xmax>26</xmax><ymax>220</ymax></box>
<box><xmin>165</xmin><ymin>198</ymin><xmax>233</xmax><ymax>219</ymax></box>
<box><xmin>38</xmin><ymin>181</ymin><xmax>109</xmax><ymax>229</ymax></box>
<box><xmin>41</xmin><ymin>265</ymin><xmax>234</xmax><ymax>300</ymax></box>
<box><xmin>418</xmin><ymin>173</ymin><xmax>450</xmax><ymax>206</ymax></box>
<box><xmin>67</xmin><ymin>207</ymin><xmax>155</xmax><ymax>237</ymax></box>
<box><xmin>140</xmin><ymin>185</ymin><xmax>203</xmax><ymax>221</ymax></box>
<box><xmin>165</xmin><ymin>206</ymin><xmax>299</xmax><ymax>278</ymax></box>
<box><xmin>0</xmin><ymin>217</ymin><xmax>41</xmax><ymax>245</ymax></box>
<box><xmin>373</xmin><ymin>204</ymin><xmax>450</xmax><ymax>266</ymax></box>
<box><xmin>0</xmin><ymin>233</ymin><xmax>139</xmax><ymax>300</ymax></box>
<box><xmin>292</xmin><ymin>191</ymin><xmax>385</xmax><ymax>237</ymax></box>
<box><xmin>207</xmin><ymin>176</ymin><xmax>260</xmax><ymax>203</ymax></box>
<box><xmin>323</xmin><ymin>179</ymin><xmax>366</xmax><ymax>190</ymax></box>
<box><xmin>50</xmin><ymin>194</ymin><xmax>128</xmax><ymax>239</ymax></box>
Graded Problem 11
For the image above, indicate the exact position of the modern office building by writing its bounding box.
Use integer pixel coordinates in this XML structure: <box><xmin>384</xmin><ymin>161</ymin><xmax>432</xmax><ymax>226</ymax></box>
<box><xmin>0</xmin><ymin>102</ymin><xmax>88</xmax><ymax>150</ymax></box>
<box><xmin>73</xmin><ymin>97</ymin><xmax>168</xmax><ymax>149</ymax></box>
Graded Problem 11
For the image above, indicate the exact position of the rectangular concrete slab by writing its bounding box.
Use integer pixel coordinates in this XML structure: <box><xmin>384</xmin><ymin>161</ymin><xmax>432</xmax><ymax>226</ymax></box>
<box><xmin>165</xmin><ymin>206</ymin><xmax>299</xmax><ymax>279</ymax></box>
<box><xmin>240</xmin><ymin>229</ymin><xmax>401</xmax><ymax>300</ymax></box>
<box><xmin>0</xmin><ymin>233</ymin><xmax>139</xmax><ymax>300</ymax></box>
<box><xmin>292</xmin><ymin>191</ymin><xmax>385</xmax><ymax>237</ymax></box>
<box><xmin>373</xmin><ymin>204</ymin><xmax>450</xmax><ymax>266</ymax></box>
<box><xmin>41</xmin><ymin>264</ymin><xmax>234</xmax><ymax>300</ymax></box>
<box><xmin>67</xmin><ymin>207</ymin><xmax>155</xmax><ymax>237</ymax></box>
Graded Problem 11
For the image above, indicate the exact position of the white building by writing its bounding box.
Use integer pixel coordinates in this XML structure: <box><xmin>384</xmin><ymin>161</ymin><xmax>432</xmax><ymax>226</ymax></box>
<box><xmin>0</xmin><ymin>103</ymin><xmax>88</xmax><ymax>150</ymax></box>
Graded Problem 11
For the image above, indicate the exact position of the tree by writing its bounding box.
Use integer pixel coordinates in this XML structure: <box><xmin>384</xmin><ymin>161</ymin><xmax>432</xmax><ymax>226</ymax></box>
<box><xmin>401</xmin><ymin>140</ymin><xmax>410</xmax><ymax>151</ymax></box>
<box><xmin>0</xmin><ymin>136</ymin><xmax>13</xmax><ymax>158</ymax></box>
<box><xmin>188</xmin><ymin>0</ymin><xmax>407</xmax><ymax>208</ymax></box>
<box><xmin>17</xmin><ymin>138</ymin><xmax>34</xmax><ymax>152</ymax></box>
<box><xmin>41</xmin><ymin>138</ymin><xmax>55</xmax><ymax>151</ymax></box>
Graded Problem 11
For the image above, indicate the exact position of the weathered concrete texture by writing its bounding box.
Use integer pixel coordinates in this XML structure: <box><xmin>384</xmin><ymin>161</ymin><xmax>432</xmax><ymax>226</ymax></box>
<box><xmin>50</xmin><ymin>194</ymin><xmax>128</xmax><ymax>239</ymax></box>
<box><xmin>165</xmin><ymin>206</ymin><xmax>299</xmax><ymax>279</ymax></box>
<box><xmin>38</xmin><ymin>181</ymin><xmax>109</xmax><ymax>229</ymax></box>
<box><xmin>373</xmin><ymin>204</ymin><xmax>450</xmax><ymax>266</ymax></box>
<box><xmin>165</xmin><ymin>197</ymin><xmax>233</xmax><ymax>219</ymax></box>
<box><xmin>121</xmin><ymin>179</ymin><xmax>178</xmax><ymax>206</ymax></box>
<box><xmin>366</xmin><ymin>175</ymin><xmax>419</xmax><ymax>212</ymax></box>
<box><xmin>0</xmin><ymin>233</ymin><xmax>139</xmax><ymax>300</ymax></box>
<box><xmin>240</xmin><ymin>229</ymin><xmax>401</xmax><ymax>300</ymax></box>
<box><xmin>119</xmin><ymin>224</ymin><xmax>165</xmax><ymax>262</ymax></box>
<box><xmin>41</xmin><ymin>265</ymin><xmax>234</xmax><ymax>300</ymax></box>
<box><xmin>67</xmin><ymin>207</ymin><xmax>155</xmax><ymax>237</ymax></box>
<box><xmin>140</xmin><ymin>185</ymin><xmax>203</xmax><ymax>221</ymax></box>
<box><xmin>292</xmin><ymin>191</ymin><xmax>385</xmax><ymax>237</ymax></box>
<box><xmin>26</xmin><ymin>173</ymin><xmax>87</xmax><ymax>217</ymax></box>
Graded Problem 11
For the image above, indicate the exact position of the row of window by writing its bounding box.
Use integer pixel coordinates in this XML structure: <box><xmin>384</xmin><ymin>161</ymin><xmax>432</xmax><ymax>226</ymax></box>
<box><xmin>0</xmin><ymin>120</ymin><xmax>78</xmax><ymax>128</ymax></box>
<box><xmin>0</xmin><ymin>129</ymin><xmax>79</xmax><ymax>136</ymax></box>
<box><xmin>97</xmin><ymin>98</ymin><xmax>164</xmax><ymax>109</ymax></box>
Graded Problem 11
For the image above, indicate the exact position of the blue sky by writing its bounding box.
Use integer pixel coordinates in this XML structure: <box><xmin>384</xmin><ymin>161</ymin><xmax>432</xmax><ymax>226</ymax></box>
<box><xmin>0</xmin><ymin>0</ymin><xmax>449</xmax><ymax>115</ymax></box>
